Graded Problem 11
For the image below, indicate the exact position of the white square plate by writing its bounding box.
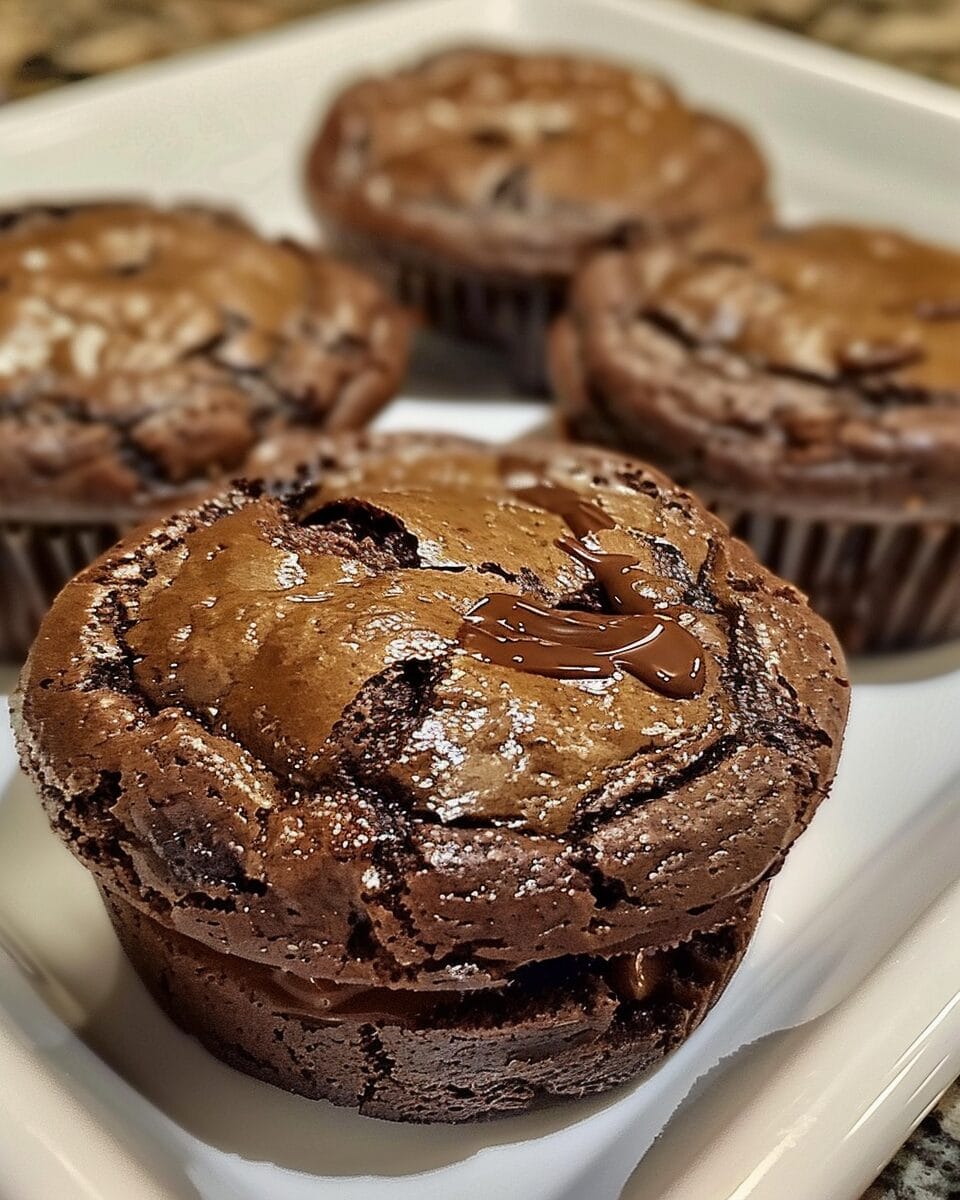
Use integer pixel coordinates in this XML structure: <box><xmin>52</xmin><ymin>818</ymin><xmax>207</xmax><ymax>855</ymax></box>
<box><xmin>0</xmin><ymin>2</ymin><xmax>959</xmax><ymax>1198</ymax></box>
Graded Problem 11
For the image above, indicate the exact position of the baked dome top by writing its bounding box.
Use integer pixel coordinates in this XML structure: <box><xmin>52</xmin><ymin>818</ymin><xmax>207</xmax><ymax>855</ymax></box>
<box><xmin>16</xmin><ymin>435</ymin><xmax>847</xmax><ymax>987</ymax></box>
<box><xmin>555</xmin><ymin>223</ymin><xmax>960</xmax><ymax>510</ymax></box>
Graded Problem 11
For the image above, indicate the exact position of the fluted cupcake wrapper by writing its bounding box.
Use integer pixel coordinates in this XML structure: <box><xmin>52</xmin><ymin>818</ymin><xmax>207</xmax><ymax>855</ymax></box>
<box><xmin>707</xmin><ymin>500</ymin><xmax>960</xmax><ymax>654</ymax></box>
<box><xmin>321</xmin><ymin>224</ymin><xmax>562</xmax><ymax>394</ymax></box>
<box><xmin>0</xmin><ymin>519</ymin><xmax>122</xmax><ymax>661</ymax></box>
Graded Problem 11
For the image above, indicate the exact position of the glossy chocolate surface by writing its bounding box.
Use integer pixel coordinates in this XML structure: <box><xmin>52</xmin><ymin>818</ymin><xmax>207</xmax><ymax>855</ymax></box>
<box><xmin>17</xmin><ymin>435</ymin><xmax>848</xmax><ymax>988</ymax></box>
<box><xmin>461</xmin><ymin>593</ymin><xmax>704</xmax><ymax>697</ymax></box>
<box><xmin>461</xmin><ymin>471</ymin><xmax>705</xmax><ymax>697</ymax></box>
<box><xmin>634</xmin><ymin>224</ymin><xmax>960</xmax><ymax>392</ymax></box>
<box><xmin>555</xmin><ymin>222</ymin><xmax>960</xmax><ymax>511</ymax></box>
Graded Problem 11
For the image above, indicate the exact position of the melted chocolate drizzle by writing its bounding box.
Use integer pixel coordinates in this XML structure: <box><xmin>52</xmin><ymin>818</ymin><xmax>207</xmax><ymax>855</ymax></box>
<box><xmin>513</xmin><ymin>483</ymin><xmax>615</xmax><ymax>539</ymax></box>
<box><xmin>461</xmin><ymin>595</ymin><xmax>704</xmax><ymax>698</ymax></box>
<box><xmin>460</xmin><ymin>470</ymin><xmax>706</xmax><ymax>698</ymax></box>
<box><xmin>558</xmin><ymin>536</ymin><xmax>668</xmax><ymax>615</ymax></box>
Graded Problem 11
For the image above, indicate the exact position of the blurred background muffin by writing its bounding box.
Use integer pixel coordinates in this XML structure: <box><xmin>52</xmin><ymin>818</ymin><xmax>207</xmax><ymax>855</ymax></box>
<box><xmin>551</xmin><ymin>221</ymin><xmax>960</xmax><ymax>653</ymax></box>
<box><xmin>0</xmin><ymin>201</ymin><xmax>410</xmax><ymax>660</ymax></box>
<box><xmin>307</xmin><ymin>47</ymin><xmax>769</xmax><ymax>391</ymax></box>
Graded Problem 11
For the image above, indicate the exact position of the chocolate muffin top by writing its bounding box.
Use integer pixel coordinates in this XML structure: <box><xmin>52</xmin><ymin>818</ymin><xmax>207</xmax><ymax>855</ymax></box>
<box><xmin>0</xmin><ymin>204</ymin><xmax>410</xmax><ymax>517</ymax></box>
<box><xmin>307</xmin><ymin>47</ymin><xmax>769</xmax><ymax>276</ymax></box>
<box><xmin>553</xmin><ymin>223</ymin><xmax>960</xmax><ymax>514</ymax></box>
<box><xmin>15</xmin><ymin>435</ymin><xmax>847</xmax><ymax>988</ymax></box>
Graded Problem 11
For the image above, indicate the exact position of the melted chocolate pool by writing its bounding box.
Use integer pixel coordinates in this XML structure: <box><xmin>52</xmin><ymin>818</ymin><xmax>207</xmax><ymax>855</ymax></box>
<box><xmin>460</xmin><ymin>473</ymin><xmax>705</xmax><ymax>697</ymax></box>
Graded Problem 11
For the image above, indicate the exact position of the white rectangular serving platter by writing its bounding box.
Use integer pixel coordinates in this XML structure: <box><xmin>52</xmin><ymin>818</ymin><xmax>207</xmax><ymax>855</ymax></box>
<box><xmin>0</xmin><ymin>1</ymin><xmax>959</xmax><ymax>1198</ymax></box>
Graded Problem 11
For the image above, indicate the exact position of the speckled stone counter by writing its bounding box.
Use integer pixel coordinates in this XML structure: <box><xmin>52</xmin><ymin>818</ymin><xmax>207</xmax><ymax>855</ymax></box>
<box><xmin>862</xmin><ymin>1083</ymin><xmax>960</xmax><ymax>1199</ymax></box>
<box><xmin>0</xmin><ymin>0</ymin><xmax>957</xmax><ymax>1195</ymax></box>
<box><xmin>0</xmin><ymin>0</ymin><xmax>348</xmax><ymax>99</ymax></box>
<box><xmin>3</xmin><ymin>0</ymin><xmax>959</xmax><ymax>96</ymax></box>
<box><xmin>696</xmin><ymin>0</ymin><xmax>960</xmax><ymax>86</ymax></box>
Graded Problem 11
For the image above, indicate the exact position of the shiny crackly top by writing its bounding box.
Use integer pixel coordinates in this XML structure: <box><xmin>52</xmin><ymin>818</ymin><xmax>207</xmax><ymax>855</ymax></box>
<box><xmin>308</xmin><ymin>47</ymin><xmax>768</xmax><ymax>274</ymax></box>
<box><xmin>556</xmin><ymin>223</ymin><xmax>960</xmax><ymax>510</ymax></box>
<box><xmin>0</xmin><ymin>204</ymin><xmax>408</xmax><ymax>511</ymax></box>
<box><xmin>631</xmin><ymin>224</ymin><xmax>960</xmax><ymax>392</ymax></box>
<box><xmin>19</xmin><ymin>435</ymin><xmax>848</xmax><ymax>984</ymax></box>
<box><xmin>125</xmin><ymin>446</ymin><xmax>729</xmax><ymax>832</ymax></box>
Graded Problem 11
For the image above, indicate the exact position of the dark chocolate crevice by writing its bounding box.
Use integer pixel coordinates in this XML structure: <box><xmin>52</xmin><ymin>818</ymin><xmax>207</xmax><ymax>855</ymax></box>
<box><xmin>569</xmin><ymin>733</ymin><xmax>742</xmax><ymax>836</ymax></box>
<box><xmin>637</xmin><ymin>303</ymin><xmax>943</xmax><ymax>404</ymax></box>
<box><xmin>41</xmin><ymin>771</ymin><xmax>172</xmax><ymax>921</ymax></box>
<box><xmin>357</xmin><ymin>1024</ymin><xmax>395</xmax><ymax>1108</ymax></box>
<box><xmin>298</xmin><ymin>498</ymin><xmax>422</xmax><ymax>567</ymax></box>
<box><xmin>334</xmin><ymin>658</ymin><xmax>446</xmax><ymax>778</ymax></box>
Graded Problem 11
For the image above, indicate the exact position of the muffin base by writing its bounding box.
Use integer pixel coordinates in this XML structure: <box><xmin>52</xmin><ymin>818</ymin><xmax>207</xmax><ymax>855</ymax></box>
<box><xmin>103</xmin><ymin>887</ymin><xmax>764</xmax><ymax>1124</ymax></box>
<box><xmin>0</xmin><ymin>518</ymin><xmax>122</xmax><ymax>662</ymax></box>
<box><xmin>320</xmin><ymin>222</ymin><xmax>562</xmax><ymax>394</ymax></box>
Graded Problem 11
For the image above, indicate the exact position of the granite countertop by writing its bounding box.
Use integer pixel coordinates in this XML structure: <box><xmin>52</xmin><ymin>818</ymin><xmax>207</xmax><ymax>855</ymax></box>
<box><xmin>696</xmin><ymin>0</ymin><xmax>960</xmax><ymax>86</ymax></box>
<box><xmin>1</xmin><ymin>0</ymin><xmax>959</xmax><ymax>95</ymax></box>
<box><xmin>865</xmin><ymin>1082</ymin><xmax>960</xmax><ymax>1200</ymax></box>
<box><xmin>0</xmin><ymin>1</ymin><xmax>957</xmax><ymax>1196</ymax></box>
<box><xmin>0</xmin><ymin>0</ymin><xmax>348</xmax><ymax>99</ymax></box>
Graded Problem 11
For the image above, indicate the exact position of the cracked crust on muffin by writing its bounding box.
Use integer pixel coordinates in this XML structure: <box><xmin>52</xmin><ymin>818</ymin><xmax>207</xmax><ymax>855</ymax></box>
<box><xmin>307</xmin><ymin>47</ymin><xmax>769</xmax><ymax>278</ymax></box>
<box><xmin>14</xmin><ymin>434</ymin><xmax>848</xmax><ymax>991</ymax></box>
<box><xmin>0</xmin><ymin>203</ymin><xmax>411</xmax><ymax>520</ymax></box>
<box><xmin>551</xmin><ymin>223</ymin><xmax>960</xmax><ymax>517</ymax></box>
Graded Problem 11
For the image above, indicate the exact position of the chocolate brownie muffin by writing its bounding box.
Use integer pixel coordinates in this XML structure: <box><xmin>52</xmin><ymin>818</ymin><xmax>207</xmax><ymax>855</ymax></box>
<box><xmin>306</xmin><ymin>47</ymin><xmax>769</xmax><ymax>391</ymax></box>
<box><xmin>0</xmin><ymin>202</ymin><xmax>411</xmax><ymax>660</ymax></box>
<box><xmin>551</xmin><ymin>223</ymin><xmax>960</xmax><ymax>652</ymax></box>
<box><xmin>13</xmin><ymin>434</ymin><xmax>848</xmax><ymax>1120</ymax></box>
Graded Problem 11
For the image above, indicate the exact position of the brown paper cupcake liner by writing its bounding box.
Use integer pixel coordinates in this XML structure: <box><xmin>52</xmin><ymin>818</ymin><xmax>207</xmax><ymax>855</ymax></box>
<box><xmin>322</xmin><ymin>224</ymin><xmax>562</xmax><ymax>393</ymax></box>
<box><xmin>706</xmin><ymin>499</ymin><xmax>960</xmax><ymax>654</ymax></box>
<box><xmin>0</xmin><ymin>519</ymin><xmax>122</xmax><ymax>662</ymax></box>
